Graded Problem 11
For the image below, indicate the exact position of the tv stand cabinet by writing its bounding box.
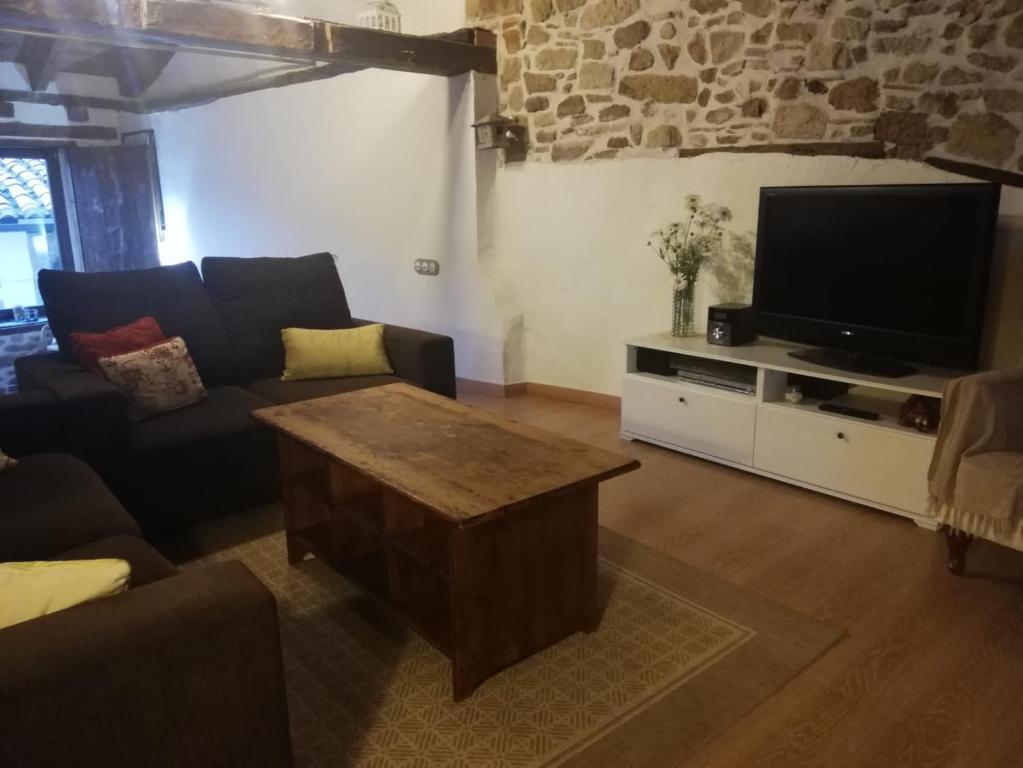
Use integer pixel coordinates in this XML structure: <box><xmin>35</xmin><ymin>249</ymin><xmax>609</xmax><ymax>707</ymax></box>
<box><xmin>621</xmin><ymin>334</ymin><xmax>965</xmax><ymax>527</ymax></box>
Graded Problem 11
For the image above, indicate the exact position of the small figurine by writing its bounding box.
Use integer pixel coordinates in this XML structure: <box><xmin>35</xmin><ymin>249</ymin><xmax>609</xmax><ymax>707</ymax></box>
<box><xmin>899</xmin><ymin>395</ymin><xmax>941</xmax><ymax>433</ymax></box>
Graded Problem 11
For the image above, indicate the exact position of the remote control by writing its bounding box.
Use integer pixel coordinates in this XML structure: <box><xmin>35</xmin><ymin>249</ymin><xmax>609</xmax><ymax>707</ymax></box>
<box><xmin>818</xmin><ymin>402</ymin><xmax>881</xmax><ymax>421</ymax></box>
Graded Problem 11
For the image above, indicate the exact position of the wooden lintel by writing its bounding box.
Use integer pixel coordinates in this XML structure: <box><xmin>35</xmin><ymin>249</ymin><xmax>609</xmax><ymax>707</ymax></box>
<box><xmin>0</xmin><ymin>121</ymin><xmax>117</xmax><ymax>140</ymax></box>
<box><xmin>116</xmin><ymin>47</ymin><xmax>174</xmax><ymax>98</ymax></box>
<box><xmin>329</xmin><ymin>25</ymin><xmax>497</xmax><ymax>77</ymax></box>
<box><xmin>141</xmin><ymin>62</ymin><xmax>358</xmax><ymax>114</ymax></box>
<box><xmin>675</xmin><ymin>141</ymin><xmax>887</xmax><ymax>160</ymax></box>
<box><xmin>0</xmin><ymin>88</ymin><xmax>137</xmax><ymax>113</ymax></box>
<box><xmin>925</xmin><ymin>156</ymin><xmax>1023</xmax><ymax>188</ymax></box>
<box><xmin>17</xmin><ymin>35</ymin><xmax>60</xmax><ymax>90</ymax></box>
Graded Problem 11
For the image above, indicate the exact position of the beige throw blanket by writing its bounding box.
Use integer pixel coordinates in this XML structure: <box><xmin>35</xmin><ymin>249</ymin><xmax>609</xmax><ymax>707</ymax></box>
<box><xmin>929</xmin><ymin>370</ymin><xmax>1023</xmax><ymax>539</ymax></box>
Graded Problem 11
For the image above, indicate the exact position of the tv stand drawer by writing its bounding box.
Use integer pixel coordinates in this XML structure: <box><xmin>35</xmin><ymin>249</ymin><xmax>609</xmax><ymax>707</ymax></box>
<box><xmin>622</xmin><ymin>375</ymin><xmax>756</xmax><ymax>466</ymax></box>
<box><xmin>753</xmin><ymin>405</ymin><xmax>933</xmax><ymax>515</ymax></box>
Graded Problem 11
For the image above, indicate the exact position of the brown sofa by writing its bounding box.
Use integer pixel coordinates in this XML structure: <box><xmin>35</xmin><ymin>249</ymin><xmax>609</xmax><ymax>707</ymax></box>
<box><xmin>0</xmin><ymin>453</ymin><xmax>293</xmax><ymax>767</ymax></box>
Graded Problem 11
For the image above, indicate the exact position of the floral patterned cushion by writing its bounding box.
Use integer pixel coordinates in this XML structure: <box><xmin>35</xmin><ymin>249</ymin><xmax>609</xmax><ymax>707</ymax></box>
<box><xmin>98</xmin><ymin>337</ymin><xmax>207</xmax><ymax>420</ymax></box>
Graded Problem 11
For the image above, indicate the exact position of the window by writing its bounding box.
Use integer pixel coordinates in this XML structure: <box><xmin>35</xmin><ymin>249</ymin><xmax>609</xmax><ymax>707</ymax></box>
<box><xmin>0</xmin><ymin>148</ymin><xmax>74</xmax><ymax>316</ymax></box>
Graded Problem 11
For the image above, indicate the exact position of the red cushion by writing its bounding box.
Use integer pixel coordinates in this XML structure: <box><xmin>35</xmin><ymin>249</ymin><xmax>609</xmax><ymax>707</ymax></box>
<box><xmin>69</xmin><ymin>316</ymin><xmax>168</xmax><ymax>373</ymax></box>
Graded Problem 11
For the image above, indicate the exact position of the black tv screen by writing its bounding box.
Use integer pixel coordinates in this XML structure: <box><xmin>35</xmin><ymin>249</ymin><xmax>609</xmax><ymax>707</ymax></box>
<box><xmin>752</xmin><ymin>183</ymin><xmax>1000</xmax><ymax>371</ymax></box>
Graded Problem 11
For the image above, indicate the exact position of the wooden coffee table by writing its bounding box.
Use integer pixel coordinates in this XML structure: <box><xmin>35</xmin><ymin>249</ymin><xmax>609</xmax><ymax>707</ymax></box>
<box><xmin>253</xmin><ymin>383</ymin><xmax>639</xmax><ymax>700</ymax></box>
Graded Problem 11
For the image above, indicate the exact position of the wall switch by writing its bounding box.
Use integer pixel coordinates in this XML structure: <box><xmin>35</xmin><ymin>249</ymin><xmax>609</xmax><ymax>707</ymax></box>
<box><xmin>414</xmin><ymin>259</ymin><xmax>440</xmax><ymax>276</ymax></box>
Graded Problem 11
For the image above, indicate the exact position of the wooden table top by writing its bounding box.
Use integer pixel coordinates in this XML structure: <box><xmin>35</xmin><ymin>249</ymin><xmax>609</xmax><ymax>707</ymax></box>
<box><xmin>253</xmin><ymin>383</ymin><xmax>640</xmax><ymax>524</ymax></box>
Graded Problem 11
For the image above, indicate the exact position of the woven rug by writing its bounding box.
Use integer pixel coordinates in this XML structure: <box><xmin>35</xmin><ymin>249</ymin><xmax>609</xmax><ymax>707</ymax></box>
<box><xmin>183</xmin><ymin>514</ymin><xmax>841</xmax><ymax>768</ymax></box>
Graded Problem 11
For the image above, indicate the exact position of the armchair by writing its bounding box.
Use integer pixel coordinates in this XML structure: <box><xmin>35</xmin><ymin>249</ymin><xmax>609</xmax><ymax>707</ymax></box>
<box><xmin>0</xmin><ymin>561</ymin><xmax>294</xmax><ymax>768</ymax></box>
<box><xmin>927</xmin><ymin>369</ymin><xmax>1023</xmax><ymax>574</ymax></box>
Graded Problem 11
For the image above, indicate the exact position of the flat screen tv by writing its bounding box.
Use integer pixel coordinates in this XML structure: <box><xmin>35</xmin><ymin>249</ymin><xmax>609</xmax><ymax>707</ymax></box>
<box><xmin>752</xmin><ymin>183</ymin><xmax>1000</xmax><ymax>375</ymax></box>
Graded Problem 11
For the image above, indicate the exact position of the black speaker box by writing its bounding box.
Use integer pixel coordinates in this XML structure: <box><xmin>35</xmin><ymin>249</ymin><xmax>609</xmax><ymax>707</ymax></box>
<box><xmin>707</xmin><ymin>303</ymin><xmax>755</xmax><ymax>346</ymax></box>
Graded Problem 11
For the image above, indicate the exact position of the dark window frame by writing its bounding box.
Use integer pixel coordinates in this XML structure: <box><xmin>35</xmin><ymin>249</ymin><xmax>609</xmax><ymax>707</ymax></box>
<box><xmin>0</xmin><ymin>144</ymin><xmax>75</xmax><ymax>321</ymax></box>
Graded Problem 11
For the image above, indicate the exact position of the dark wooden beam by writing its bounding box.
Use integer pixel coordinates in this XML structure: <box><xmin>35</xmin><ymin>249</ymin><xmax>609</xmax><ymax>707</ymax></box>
<box><xmin>675</xmin><ymin>141</ymin><xmax>886</xmax><ymax>159</ymax></box>
<box><xmin>17</xmin><ymin>35</ymin><xmax>60</xmax><ymax>90</ymax></box>
<box><xmin>0</xmin><ymin>0</ymin><xmax>115</xmax><ymax>27</ymax></box>
<box><xmin>141</xmin><ymin>62</ymin><xmax>358</xmax><ymax>114</ymax></box>
<box><xmin>0</xmin><ymin>1</ymin><xmax>496</xmax><ymax>113</ymax></box>
<box><xmin>328</xmin><ymin>25</ymin><xmax>497</xmax><ymax>76</ymax></box>
<box><xmin>0</xmin><ymin>121</ymin><xmax>117</xmax><ymax>140</ymax></box>
<box><xmin>430</xmin><ymin>28</ymin><xmax>498</xmax><ymax>49</ymax></box>
<box><xmin>1</xmin><ymin>2</ymin><xmax>496</xmax><ymax>75</ymax></box>
<box><xmin>65</xmin><ymin>105</ymin><xmax>89</xmax><ymax>122</ymax></box>
<box><xmin>115</xmin><ymin>47</ymin><xmax>174</xmax><ymax>97</ymax></box>
<box><xmin>0</xmin><ymin>88</ymin><xmax>137</xmax><ymax>112</ymax></box>
<box><xmin>119</xmin><ymin>0</ymin><xmax>323</xmax><ymax>58</ymax></box>
<box><xmin>0</xmin><ymin>101</ymin><xmax>13</xmax><ymax>118</ymax></box>
<box><xmin>924</xmin><ymin>156</ymin><xmax>1023</xmax><ymax>188</ymax></box>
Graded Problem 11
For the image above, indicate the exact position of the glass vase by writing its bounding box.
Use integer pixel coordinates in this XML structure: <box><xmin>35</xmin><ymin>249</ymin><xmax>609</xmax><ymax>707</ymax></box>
<box><xmin>671</xmin><ymin>279</ymin><xmax>696</xmax><ymax>337</ymax></box>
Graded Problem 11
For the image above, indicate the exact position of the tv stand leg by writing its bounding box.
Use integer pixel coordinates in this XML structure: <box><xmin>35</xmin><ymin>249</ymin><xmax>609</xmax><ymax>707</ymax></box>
<box><xmin>942</xmin><ymin>525</ymin><xmax>973</xmax><ymax>576</ymax></box>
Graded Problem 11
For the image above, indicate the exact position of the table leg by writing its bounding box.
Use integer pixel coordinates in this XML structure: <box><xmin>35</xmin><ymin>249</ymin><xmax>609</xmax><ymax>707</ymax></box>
<box><xmin>449</xmin><ymin>484</ymin><xmax>600</xmax><ymax>700</ymax></box>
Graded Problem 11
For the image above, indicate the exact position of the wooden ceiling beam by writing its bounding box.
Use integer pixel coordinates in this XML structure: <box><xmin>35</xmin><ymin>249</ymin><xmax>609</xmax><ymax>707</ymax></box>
<box><xmin>17</xmin><ymin>34</ymin><xmax>60</xmax><ymax>90</ymax></box>
<box><xmin>0</xmin><ymin>121</ymin><xmax>117</xmax><ymax>140</ymax></box>
<box><xmin>328</xmin><ymin>26</ymin><xmax>496</xmax><ymax>77</ymax></box>
<box><xmin>119</xmin><ymin>0</ymin><xmax>322</xmax><ymax>57</ymax></box>
<box><xmin>0</xmin><ymin>87</ymin><xmax>138</xmax><ymax>113</ymax></box>
<box><xmin>0</xmin><ymin>0</ymin><xmax>115</xmax><ymax>28</ymax></box>
<box><xmin>0</xmin><ymin>0</ymin><xmax>496</xmax><ymax>111</ymax></box>
<box><xmin>0</xmin><ymin>1</ymin><xmax>496</xmax><ymax>75</ymax></box>
<box><xmin>115</xmin><ymin>47</ymin><xmax>174</xmax><ymax>98</ymax></box>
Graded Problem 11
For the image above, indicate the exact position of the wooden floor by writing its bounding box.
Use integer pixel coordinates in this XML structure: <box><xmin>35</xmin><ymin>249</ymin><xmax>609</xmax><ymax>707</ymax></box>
<box><xmin>459</xmin><ymin>390</ymin><xmax>1023</xmax><ymax>768</ymax></box>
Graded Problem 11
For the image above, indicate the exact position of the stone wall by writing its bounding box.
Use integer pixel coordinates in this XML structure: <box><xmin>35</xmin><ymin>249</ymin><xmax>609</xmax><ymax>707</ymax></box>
<box><xmin>467</xmin><ymin>0</ymin><xmax>1023</xmax><ymax>174</ymax></box>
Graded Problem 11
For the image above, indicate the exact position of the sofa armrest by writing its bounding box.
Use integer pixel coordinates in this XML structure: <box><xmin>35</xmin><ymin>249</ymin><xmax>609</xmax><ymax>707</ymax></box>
<box><xmin>0</xmin><ymin>390</ymin><xmax>65</xmax><ymax>456</ymax></box>
<box><xmin>352</xmin><ymin>318</ymin><xmax>456</xmax><ymax>398</ymax></box>
<box><xmin>0</xmin><ymin>561</ymin><xmax>293</xmax><ymax>768</ymax></box>
<box><xmin>15</xmin><ymin>353</ymin><xmax>130</xmax><ymax>465</ymax></box>
<box><xmin>929</xmin><ymin>369</ymin><xmax>1023</xmax><ymax>502</ymax></box>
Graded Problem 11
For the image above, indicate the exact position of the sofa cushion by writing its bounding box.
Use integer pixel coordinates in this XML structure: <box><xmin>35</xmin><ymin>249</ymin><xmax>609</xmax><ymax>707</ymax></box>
<box><xmin>55</xmin><ymin>535</ymin><xmax>178</xmax><ymax>588</ymax></box>
<box><xmin>39</xmin><ymin>263</ymin><xmax>235</xmax><ymax>387</ymax></box>
<box><xmin>281</xmin><ymin>325</ymin><xmax>393</xmax><ymax>381</ymax></box>
<box><xmin>0</xmin><ymin>558</ymin><xmax>131</xmax><ymax>630</ymax></box>
<box><xmin>202</xmin><ymin>253</ymin><xmax>353</xmax><ymax>384</ymax></box>
<box><xmin>0</xmin><ymin>454</ymin><xmax>141</xmax><ymax>562</ymax></box>
<box><xmin>99</xmin><ymin>337</ymin><xmax>208</xmax><ymax>420</ymax></box>
<box><xmin>131</xmin><ymin>386</ymin><xmax>270</xmax><ymax>454</ymax></box>
<box><xmin>69</xmin><ymin>315</ymin><xmax>167</xmax><ymax>374</ymax></box>
<box><xmin>248</xmin><ymin>374</ymin><xmax>405</xmax><ymax>405</ymax></box>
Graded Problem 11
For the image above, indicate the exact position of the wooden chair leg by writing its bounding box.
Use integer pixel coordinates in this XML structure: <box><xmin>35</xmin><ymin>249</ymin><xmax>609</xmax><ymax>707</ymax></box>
<box><xmin>942</xmin><ymin>526</ymin><xmax>974</xmax><ymax>576</ymax></box>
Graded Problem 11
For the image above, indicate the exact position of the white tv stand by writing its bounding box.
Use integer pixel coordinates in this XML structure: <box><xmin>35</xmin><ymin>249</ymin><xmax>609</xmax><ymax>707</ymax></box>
<box><xmin>621</xmin><ymin>334</ymin><xmax>965</xmax><ymax>528</ymax></box>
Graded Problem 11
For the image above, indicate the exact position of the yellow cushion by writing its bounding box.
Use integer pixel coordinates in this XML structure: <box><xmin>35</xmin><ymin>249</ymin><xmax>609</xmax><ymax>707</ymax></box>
<box><xmin>0</xmin><ymin>559</ymin><xmax>131</xmax><ymax>630</ymax></box>
<box><xmin>281</xmin><ymin>325</ymin><xmax>394</xmax><ymax>381</ymax></box>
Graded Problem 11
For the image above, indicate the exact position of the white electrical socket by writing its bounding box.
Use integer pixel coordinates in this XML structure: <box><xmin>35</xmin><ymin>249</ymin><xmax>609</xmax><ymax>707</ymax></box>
<box><xmin>414</xmin><ymin>259</ymin><xmax>440</xmax><ymax>276</ymax></box>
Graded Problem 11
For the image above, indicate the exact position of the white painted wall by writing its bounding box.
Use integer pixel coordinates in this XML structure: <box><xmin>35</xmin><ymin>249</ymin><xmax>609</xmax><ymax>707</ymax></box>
<box><xmin>479</xmin><ymin>154</ymin><xmax>1023</xmax><ymax>394</ymax></box>
<box><xmin>121</xmin><ymin>0</ymin><xmax>508</xmax><ymax>382</ymax></box>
